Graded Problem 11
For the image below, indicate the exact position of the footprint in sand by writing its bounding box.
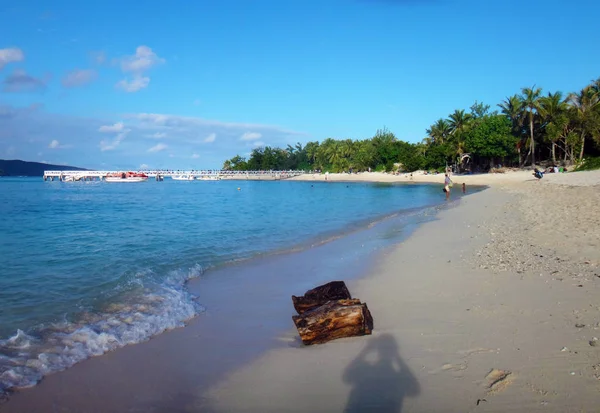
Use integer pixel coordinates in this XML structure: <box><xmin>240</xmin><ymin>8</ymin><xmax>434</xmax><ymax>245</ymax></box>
<box><xmin>485</xmin><ymin>368</ymin><xmax>513</xmax><ymax>394</ymax></box>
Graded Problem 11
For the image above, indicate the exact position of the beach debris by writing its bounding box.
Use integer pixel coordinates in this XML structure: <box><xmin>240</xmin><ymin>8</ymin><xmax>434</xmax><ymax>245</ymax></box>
<box><xmin>291</xmin><ymin>281</ymin><xmax>373</xmax><ymax>345</ymax></box>
<box><xmin>590</xmin><ymin>337</ymin><xmax>598</xmax><ymax>347</ymax></box>
<box><xmin>292</xmin><ymin>299</ymin><xmax>373</xmax><ymax>345</ymax></box>
<box><xmin>485</xmin><ymin>368</ymin><xmax>512</xmax><ymax>393</ymax></box>
<box><xmin>476</xmin><ymin>398</ymin><xmax>487</xmax><ymax>406</ymax></box>
<box><xmin>575</xmin><ymin>323</ymin><xmax>586</xmax><ymax>328</ymax></box>
<box><xmin>291</xmin><ymin>281</ymin><xmax>352</xmax><ymax>314</ymax></box>
<box><xmin>561</xmin><ymin>346</ymin><xmax>569</xmax><ymax>352</ymax></box>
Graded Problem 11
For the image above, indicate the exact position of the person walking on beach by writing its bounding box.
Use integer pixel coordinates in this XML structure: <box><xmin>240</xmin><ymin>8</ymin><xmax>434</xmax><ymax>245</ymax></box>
<box><xmin>444</xmin><ymin>173</ymin><xmax>452</xmax><ymax>200</ymax></box>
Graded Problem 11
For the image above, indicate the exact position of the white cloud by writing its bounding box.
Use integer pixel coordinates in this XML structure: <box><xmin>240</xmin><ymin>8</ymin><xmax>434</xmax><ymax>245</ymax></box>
<box><xmin>130</xmin><ymin>113</ymin><xmax>305</xmax><ymax>135</ymax></box>
<box><xmin>0</xmin><ymin>48</ymin><xmax>24</xmax><ymax>69</ymax></box>
<box><xmin>148</xmin><ymin>132</ymin><xmax>167</xmax><ymax>139</ymax></box>
<box><xmin>99</xmin><ymin>123</ymin><xmax>130</xmax><ymax>151</ymax></box>
<box><xmin>61</xmin><ymin>69</ymin><xmax>97</xmax><ymax>88</ymax></box>
<box><xmin>47</xmin><ymin>139</ymin><xmax>72</xmax><ymax>149</ymax></box>
<box><xmin>116</xmin><ymin>46</ymin><xmax>164</xmax><ymax>93</ymax></box>
<box><xmin>139</xmin><ymin>163</ymin><xmax>149</xmax><ymax>169</ymax></box>
<box><xmin>204</xmin><ymin>133</ymin><xmax>216</xmax><ymax>143</ymax></box>
<box><xmin>121</xmin><ymin>46</ymin><xmax>164</xmax><ymax>73</ymax></box>
<box><xmin>148</xmin><ymin>143</ymin><xmax>167</xmax><ymax>153</ymax></box>
<box><xmin>191</xmin><ymin>153</ymin><xmax>200</xmax><ymax>159</ymax></box>
<box><xmin>116</xmin><ymin>75</ymin><xmax>150</xmax><ymax>93</ymax></box>
<box><xmin>98</xmin><ymin>122</ymin><xmax>125</xmax><ymax>133</ymax></box>
<box><xmin>252</xmin><ymin>141</ymin><xmax>266</xmax><ymax>147</ymax></box>
<box><xmin>240</xmin><ymin>132</ymin><xmax>262</xmax><ymax>141</ymax></box>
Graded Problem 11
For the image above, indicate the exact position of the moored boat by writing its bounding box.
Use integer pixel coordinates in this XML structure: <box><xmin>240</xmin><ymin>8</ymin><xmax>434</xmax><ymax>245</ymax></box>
<box><xmin>104</xmin><ymin>172</ymin><xmax>149</xmax><ymax>182</ymax></box>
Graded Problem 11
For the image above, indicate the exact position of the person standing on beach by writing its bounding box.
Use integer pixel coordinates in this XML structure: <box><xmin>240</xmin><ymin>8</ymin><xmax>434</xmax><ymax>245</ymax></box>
<box><xmin>444</xmin><ymin>173</ymin><xmax>452</xmax><ymax>200</ymax></box>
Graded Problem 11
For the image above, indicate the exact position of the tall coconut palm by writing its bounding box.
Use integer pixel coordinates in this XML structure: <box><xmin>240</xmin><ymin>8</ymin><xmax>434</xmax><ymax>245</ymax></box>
<box><xmin>426</xmin><ymin>119</ymin><xmax>451</xmax><ymax>144</ymax></box>
<box><xmin>539</xmin><ymin>92</ymin><xmax>569</xmax><ymax>163</ymax></box>
<box><xmin>498</xmin><ymin>95</ymin><xmax>526</xmax><ymax>166</ymax></box>
<box><xmin>520</xmin><ymin>86</ymin><xmax>543</xmax><ymax>166</ymax></box>
<box><xmin>567</xmin><ymin>86</ymin><xmax>600</xmax><ymax>160</ymax></box>
<box><xmin>447</xmin><ymin>110</ymin><xmax>472</xmax><ymax>166</ymax></box>
<box><xmin>448</xmin><ymin>109</ymin><xmax>472</xmax><ymax>135</ymax></box>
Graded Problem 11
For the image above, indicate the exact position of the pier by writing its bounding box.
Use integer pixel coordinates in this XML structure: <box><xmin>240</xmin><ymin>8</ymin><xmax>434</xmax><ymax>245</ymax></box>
<box><xmin>43</xmin><ymin>170</ymin><xmax>306</xmax><ymax>181</ymax></box>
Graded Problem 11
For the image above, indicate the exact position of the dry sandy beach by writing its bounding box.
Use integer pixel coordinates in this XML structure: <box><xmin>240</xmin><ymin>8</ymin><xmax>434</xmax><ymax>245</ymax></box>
<box><xmin>2</xmin><ymin>170</ymin><xmax>600</xmax><ymax>412</ymax></box>
<box><xmin>199</xmin><ymin>170</ymin><xmax>600</xmax><ymax>413</ymax></box>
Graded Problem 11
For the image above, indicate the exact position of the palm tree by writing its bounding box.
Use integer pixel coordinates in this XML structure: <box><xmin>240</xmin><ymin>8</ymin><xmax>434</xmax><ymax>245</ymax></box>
<box><xmin>520</xmin><ymin>86</ymin><xmax>543</xmax><ymax>166</ymax></box>
<box><xmin>448</xmin><ymin>109</ymin><xmax>472</xmax><ymax>135</ymax></box>
<box><xmin>567</xmin><ymin>86</ymin><xmax>600</xmax><ymax>160</ymax></box>
<box><xmin>498</xmin><ymin>95</ymin><xmax>526</xmax><ymax>166</ymax></box>
<box><xmin>539</xmin><ymin>92</ymin><xmax>568</xmax><ymax>163</ymax></box>
<box><xmin>426</xmin><ymin>119</ymin><xmax>451</xmax><ymax>144</ymax></box>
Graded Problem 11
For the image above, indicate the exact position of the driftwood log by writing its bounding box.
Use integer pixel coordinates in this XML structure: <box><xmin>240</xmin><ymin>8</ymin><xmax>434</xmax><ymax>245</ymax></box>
<box><xmin>291</xmin><ymin>281</ymin><xmax>352</xmax><ymax>315</ymax></box>
<box><xmin>292</xmin><ymin>299</ymin><xmax>374</xmax><ymax>345</ymax></box>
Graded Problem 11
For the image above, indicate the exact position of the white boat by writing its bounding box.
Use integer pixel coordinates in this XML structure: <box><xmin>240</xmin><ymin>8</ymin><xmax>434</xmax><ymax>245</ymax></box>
<box><xmin>105</xmin><ymin>176</ymin><xmax>148</xmax><ymax>182</ymax></box>
<box><xmin>104</xmin><ymin>172</ymin><xmax>149</xmax><ymax>182</ymax></box>
<box><xmin>172</xmin><ymin>175</ymin><xmax>196</xmax><ymax>181</ymax></box>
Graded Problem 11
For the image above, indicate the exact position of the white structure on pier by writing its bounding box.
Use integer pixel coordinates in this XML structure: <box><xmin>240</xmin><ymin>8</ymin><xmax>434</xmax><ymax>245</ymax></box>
<box><xmin>43</xmin><ymin>170</ymin><xmax>306</xmax><ymax>181</ymax></box>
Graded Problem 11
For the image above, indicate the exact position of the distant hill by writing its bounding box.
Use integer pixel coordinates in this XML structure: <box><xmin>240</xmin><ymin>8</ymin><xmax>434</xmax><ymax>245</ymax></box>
<box><xmin>0</xmin><ymin>159</ymin><xmax>89</xmax><ymax>177</ymax></box>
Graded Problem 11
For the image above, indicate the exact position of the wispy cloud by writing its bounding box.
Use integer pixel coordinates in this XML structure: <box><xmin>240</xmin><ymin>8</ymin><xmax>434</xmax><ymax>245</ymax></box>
<box><xmin>116</xmin><ymin>75</ymin><xmax>149</xmax><ymax>93</ymax></box>
<box><xmin>241</xmin><ymin>132</ymin><xmax>262</xmax><ymax>141</ymax></box>
<box><xmin>61</xmin><ymin>69</ymin><xmax>97</xmax><ymax>88</ymax></box>
<box><xmin>0</xmin><ymin>47</ymin><xmax>24</xmax><ymax>69</ymax></box>
<box><xmin>98</xmin><ymin>122</ymin><xmax>125</xmax><ymax>133</ymax></box>
<box><xmin>2</xmin><ymin>69</ymin><xmax>49</xmax><ymax>93</ymax></box>
<box><xmin>48</xmin><ymin>139</ymin><xmax>72</xmax><ymax>149</ymax></box>
<box><xmin>191</xmin><ymin>153</ymin><xmax>200</xmax><ymax>159</ymax></box>
<box><xmin>99</xmin><ymin>122</ymin><xmax>130</xmax><ymax>151</ymax></box>
<box><xmin>116</xmin><ymin>46</ymin><xmax>164</xmax><ymax>93</ymax></box>
<box><xmin>204</xmin><ymin>133</ymin><xmax>216</xmax><ymax>143</ymax></box>
<box><xmin>252</xmin><ymin>141</ymin><xmax>265</xmax><ymax>147</ymax></box>
<box><xmin>148</xmin><ymin>143</ymin><xmax>167</xmax><ymax>153</ymax></box>
<box><xmin>0</xmin><ymin>105</ymin><xmax>308</xmax><ymax>169</ymax></box>
<box><xmin>90</xmin><ymin>51</ymin><xmax>106</xmax><ymax>65</ymax></box>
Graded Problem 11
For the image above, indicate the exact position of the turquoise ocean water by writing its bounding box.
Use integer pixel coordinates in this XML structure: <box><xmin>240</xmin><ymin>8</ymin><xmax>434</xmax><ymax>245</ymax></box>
<box><xmin>0</xmin><ymin>177</ymin><xmax>445</xmax><ymax>394</ymax></box>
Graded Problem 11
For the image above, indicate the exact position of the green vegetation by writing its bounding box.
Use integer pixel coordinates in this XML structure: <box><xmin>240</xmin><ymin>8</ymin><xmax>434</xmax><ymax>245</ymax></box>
<box><xmin>574</xmin><ymin>157</ymin><xmax>600</xmax><ymax>171</ymax></box>
<box><xmin>223</xmin><ymin>78</ymin><xmax>600</xmax><ymax>172</ymax></box>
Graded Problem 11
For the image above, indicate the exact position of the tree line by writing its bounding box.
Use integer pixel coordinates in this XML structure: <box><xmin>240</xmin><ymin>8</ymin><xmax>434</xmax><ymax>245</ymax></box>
<box><xmin>223</xmin><ymin>77</ymin><xmax>600</xmax><ymax>173</ymax></box>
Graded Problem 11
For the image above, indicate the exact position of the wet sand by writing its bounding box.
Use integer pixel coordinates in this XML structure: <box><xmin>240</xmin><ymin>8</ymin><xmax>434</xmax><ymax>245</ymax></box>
<box><xmin>2</xmin><ymin>170</ymin><xmax>599</xmax><ymax>412</ymax></box>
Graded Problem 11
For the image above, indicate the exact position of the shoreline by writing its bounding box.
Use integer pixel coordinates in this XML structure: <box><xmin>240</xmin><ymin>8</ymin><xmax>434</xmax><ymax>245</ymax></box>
<box><xmin>0</xmin><ymin>188</ymin><xmax>450</xmax><ymax>412</ymax></box>
<box><xmin>2</xmin><ymin>170</ymin><xmax>599</xmax><ymax>412</ymax></box>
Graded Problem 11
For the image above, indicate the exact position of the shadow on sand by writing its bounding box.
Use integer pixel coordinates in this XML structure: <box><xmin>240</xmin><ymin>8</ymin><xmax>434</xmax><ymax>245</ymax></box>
<box><xmin>343</xmin><ymin>334</ymin><xmax>420</xmax><ymax>413</ymax></box>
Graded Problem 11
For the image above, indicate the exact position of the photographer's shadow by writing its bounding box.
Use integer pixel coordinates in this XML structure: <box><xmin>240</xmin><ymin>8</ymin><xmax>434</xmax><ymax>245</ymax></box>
<box><xmin>343</xmin><ymin>334</ymin><xmax>420</xmax><ymax>413</ymax></box>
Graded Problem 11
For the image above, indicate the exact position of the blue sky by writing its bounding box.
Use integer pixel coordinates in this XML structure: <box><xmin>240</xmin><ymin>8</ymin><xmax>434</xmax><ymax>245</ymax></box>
<box><xmin>0</xmin><ymin>0</ymin><xmax>598</xmax><ymax>169</ymax></box>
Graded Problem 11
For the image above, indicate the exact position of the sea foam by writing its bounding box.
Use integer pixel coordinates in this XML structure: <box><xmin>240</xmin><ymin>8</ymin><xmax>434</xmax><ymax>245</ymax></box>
<box><xmin>0</xmin><ymin>264</ymin><xmax>204</xmax><ymax>395</ymax></box>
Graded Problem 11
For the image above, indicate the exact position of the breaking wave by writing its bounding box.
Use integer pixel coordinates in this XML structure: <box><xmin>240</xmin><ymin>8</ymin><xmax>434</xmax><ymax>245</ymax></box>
<box><xmin>0</xmin><ymin>264</ymin><xmax>204</xmax><ymax>395</ymax></box>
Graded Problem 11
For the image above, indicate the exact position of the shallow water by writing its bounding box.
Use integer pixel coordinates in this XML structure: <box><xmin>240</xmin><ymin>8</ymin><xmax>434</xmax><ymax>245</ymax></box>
<box><xmin>0</xmin><ymin>177</ymin><xmax>445</xmax><ymax>393</ymax></box>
